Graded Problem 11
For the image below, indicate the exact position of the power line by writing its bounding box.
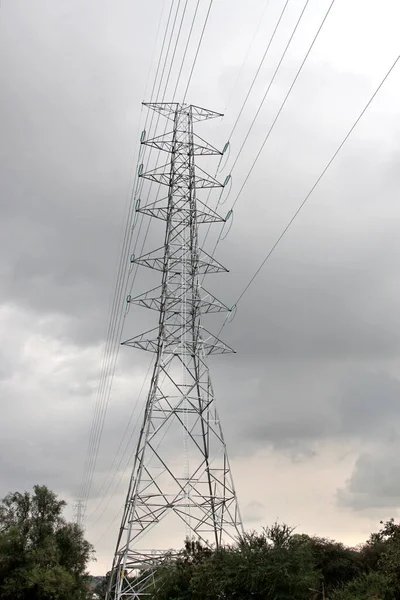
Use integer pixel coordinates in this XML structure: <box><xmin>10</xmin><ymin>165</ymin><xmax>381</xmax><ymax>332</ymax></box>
<box><xmin>84</xmin><ymin>0</ymin><xmax>287</xmax><ymax>527</ymax></box>
<box><xmin>206</xmin><ymin>0</ymin><xmax>336</xmax><ymax>267</ymax></box>
<box><xmin>81</xmin><ymin>0</ymin><xmax>212</xmax><ymax>518</ymax></box>
<box><xmin>172</xmin><ymin>0</ymin><xmax>201</xmax><ymax>100</ymax></box>
<box><xmin>230</xmin><ymin>0</ymin><xmax>335</xmax><ymax>210</ymax></box>
<box><xmin>154</xmin><ymin>0</ymin><xmax>183</xmax><ymax>102</ymax></box>
<box><xmin>229</xmin><ymin>52</ymin><xmax>400</xmax><ymax>313</ymax></box>
<box><xmin>223</xmin><ymin>0</ymin><xmax>272</xmax><ymax>114</ymax></box>
<box><xmin>200</xmin><ymin>0</ymin><xmax>294</xmax><ymax>248</ymax></box>
<box><xmin>163</xmin><ymin>0</ymin><xmax>190</xmax><ymax>100</ymax></box>
<box><xmin>228</xmin><ymin>0</ymin><xmax>311</xmax><ymax>178</ymax></box>
<box><xmin>182</xmin><ymin>0</ymin><xmax>214</xmax><ymax>102</ymax></box>
<box><xmin>92</xmin><ymin>385</ymin><xmax>175</xmax><ymax>543</ymax></box>
<box><xmin>86</xmin><ymin>358</ymin><xmax>154</xmax><ymax>521</ymax></box>
<box><xmin>78</xmin><ymin>0</ymin><xmax>184</xmax><ymax>513</ymax></box>
<box><xmin>228</xmin><ymin>0</ymin><xmax>291</xmax><ymax>143</ymax></box>
<box><xmin>104</xmin><ymin>100</ymin><xmax>243</xmax><ymax>599</ymax></box>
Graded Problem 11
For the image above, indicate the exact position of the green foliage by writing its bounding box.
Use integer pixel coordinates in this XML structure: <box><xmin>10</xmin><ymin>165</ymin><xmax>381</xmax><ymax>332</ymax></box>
<box><xmin>328</xmin><ymin>570</ymin><xmax>395</xmax><ymax>600</ymax></box>
<box><xmin>306</xmin><ymin>536</ymin><xmax>363</xmax><ymax>595</ymax></box>
<box><xmin>93</xmin><ymin>574</ymin><xmax>108</xmax><ymax>599</ymax></box>
<box><xmin>0</xmin><ymin>485</ymin><xmax>94</xmax><ymax>600</ymax></box>
<box><xmin>152</xmin><ymin>524</ymin><xmax>319</xmax><ymax>600</ymax></box>
<box><xmin>146</xmin><ymin>520</ymin><xmax>400</xmax><ymax>600</ymax></box>
<box><xmin>360</xmin><ymin>531</ymin><xmax>388</xmax><ymax>572</ymax></box>
<box><xmin>370</xmin><ymin>519</ymin><xmax>400</xmax><ymax>599</ymax></box>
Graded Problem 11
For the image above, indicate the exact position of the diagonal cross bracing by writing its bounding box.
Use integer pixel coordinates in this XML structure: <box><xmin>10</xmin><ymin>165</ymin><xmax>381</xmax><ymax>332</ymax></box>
<box><xmin>106</xmin><ymin>103</ymin><xmax>242</xmax><ymax>600</ymax></box>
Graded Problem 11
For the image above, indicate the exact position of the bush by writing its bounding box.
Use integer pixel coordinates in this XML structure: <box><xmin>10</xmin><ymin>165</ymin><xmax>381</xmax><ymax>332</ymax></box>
<box><xmin>328</xmin><ymin>571</ymin><xmax>395</xmax><ymax>600</ymax></box>
<box><xmin>152</xmin><ymin>524</ymin><xmax>320</xmax><ymax>600</ymax></box>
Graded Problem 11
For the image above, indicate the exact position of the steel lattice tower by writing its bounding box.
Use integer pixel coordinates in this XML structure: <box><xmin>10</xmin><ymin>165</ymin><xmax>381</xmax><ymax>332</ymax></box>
<box><xmin>106</xmin><ymin>102</ymin><xmax>243</xmax><ymax>600</ymax></box>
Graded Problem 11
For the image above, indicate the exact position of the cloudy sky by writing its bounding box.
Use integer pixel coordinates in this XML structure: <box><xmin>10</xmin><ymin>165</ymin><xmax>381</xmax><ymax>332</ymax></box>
<box><xmin>1</xmin><ymin>0</ymin><xmax>400</xmax><ymax>575</ymax></box>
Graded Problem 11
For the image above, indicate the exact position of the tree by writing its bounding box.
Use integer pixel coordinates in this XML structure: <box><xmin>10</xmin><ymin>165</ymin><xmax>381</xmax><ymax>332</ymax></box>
<box><xmin>306</xmin><ymin>536</ymin><xmax>363</xmax><ymax>596</ymax></box>
<box><xmin>0</xmin><ymin>485</ymin><xmax>94</xmax><ymax>600</ymax></box>
<box><xmin>373</xmin><ymin>519</ymin><xmax>400</xmax><ymax>599</ymax></box>
<box><xmin>328</xmin><ymin>571</ymin><xmax>394</xmax><ymax>600</ymax></box>
<box><xmin>93</xmin><ymin>574</ymin><xmax>109</xmax><ymax>599</ymax></box>
<box><xmin>152</xmin><ymin>524</ymin><xmax>319</xmax><ymax>600</ymax></box>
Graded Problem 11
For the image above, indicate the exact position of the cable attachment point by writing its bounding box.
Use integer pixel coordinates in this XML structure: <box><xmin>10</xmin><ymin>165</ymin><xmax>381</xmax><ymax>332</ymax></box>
<box><xmin>138</xmin><ymin>131</ymin><xmax>147</xmax><ymax>160</ymax></box>
<box><xmin>219</xmin><ymin>174</ymin><xmax>232</xmax><ymax>205</ymax></box>
<box><xmin>227</xmin><ymin>303</ymin><xmax>237</xmax><ymax>323</ymax></box>
<box><xmin>131</xmin><ymin>199</ymin><xmax>141</xmax><ymax>232</ymax></box>
<box><xmin>220</xmin><ymin>209</ymin><xmax>234</xmax><ymax>240</ymax></box>
<box><xmin>125</xmin><ymin>295</ymin><xmax>132</xmax><ymax>316</ymax></box>
<box><xmin>128</xmin><ymin>253</ymin><xmax>136</xmax><ymax>274</ymax></box>
<box><xmin>217</xmin><ymin>142</ymin><xmax>230</xmax><ymax>173</ymax></box>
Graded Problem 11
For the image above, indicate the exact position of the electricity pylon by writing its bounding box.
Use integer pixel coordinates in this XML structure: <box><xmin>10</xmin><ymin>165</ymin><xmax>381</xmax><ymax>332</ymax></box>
<box><xmin>74</xmin><ymin>499</ymin><xmax>85</xmax><ymax>529</ymax></box>
<box><xmin>106</xmin><ymin>102</ymin><xmax>243</xmax><ymax>600</ymax></box>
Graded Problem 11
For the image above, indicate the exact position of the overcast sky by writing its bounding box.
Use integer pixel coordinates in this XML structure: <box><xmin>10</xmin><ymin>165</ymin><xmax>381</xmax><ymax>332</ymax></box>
<box><xmin>1</xmin><ymin>0</ymin><xmax>400</xmax><ymax>576</ymax></box>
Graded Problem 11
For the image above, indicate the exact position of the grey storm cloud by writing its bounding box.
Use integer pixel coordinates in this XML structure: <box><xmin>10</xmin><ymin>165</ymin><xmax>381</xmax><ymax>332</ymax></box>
<box><xmin>1</xmin><ymin>0</ymin><xmax>400</xmax><ymax>570</ymax></box>
<box><xmin>338</xmin><ymin>437</ymin><xmax>400</xmax><ymax>510</ymax></box>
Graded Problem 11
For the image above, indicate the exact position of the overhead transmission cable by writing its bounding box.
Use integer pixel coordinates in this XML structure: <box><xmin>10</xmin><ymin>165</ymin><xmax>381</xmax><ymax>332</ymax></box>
<box><xmin>124</xmin><ymin>0</ymin><xmax>218</xmax><ymax>306</ymax></box>
<box><xmin>123</xmin><ymin>0</ymin><xmax>200</xmax><ymax>307</ymax></box>
<box><xmin>200</xmin><ymin>0</ymin><xmax>292</xmax><ymax>245</ymax></box>
<box><xmin>222</xmin><ymin>52</ymin><xmax>400</xmax><ymax>327</ymax></box>
<box><xmin>198</xmin><ymin>0</ymin><xmax>274</xmax><ymax>195</ymax></box>
<box><xmin>228</xmin><ymin>0</ymin><xmax>311</xmax><ymax>179</ymax></box>
<box><xmin>228</xmin><ymin>0</ymin><xmax>291</xmax><ymax>144</ymax></box>
<box><xmin>88</xmin><ymin>0</ymin><xmax>287</xmax><ymax>541</ymax></box>
<box><xmin>90</xmin><ymin>0</ymin><xmax>279</xmax><ymax>535</ymax></box>
<box><xmin>223</xmin><ymin>0</ymin><xmax>272</xmax><ymax>114</ymax></box>
<box><xmin>83</xmin><ymin>0</ymin><xmax>211</xmax><ymax>521</ymax></box>
<box><xmin>205</xmin><ymin>0</ymin><xmax>336</xmax><ymax>266</ymax></box>
<box><xmin>87</xmin><ymin>0</ymin><xmax>225</xmax><ymax>531</ymax></box>
<box><xmin>81</xmin><ymin>0</ymin><xmax>308</xmax><ymax>519</ymax></box>
<box><xmin>202</xmin><ymin>0</ymin><xmax>309</xmax><ymax>253</ymax></box>
<box><xmin>182</xmin><ymin>0</ymin><xmax>214</xmax><ymax>102</ymax></box>
<box><xmin>172</xmin><ymin>0</ymin><xmax>201</xmax><ymax>100</ymax></box>
<box><xmin>78</xmin><ymin>0</ymin><xmax>185</xmax><ymax>514</ymax></box>
<box><xmin>78</xmin><ymin>0</ymin><xmax>175</xmax><ymax>510</ymax></box>
<box><xmin>230</xmin><ymin>0</ymin><xmax>335</xmax><ymax>212</ymax></box>
<box><xmin>82</xmin><ymin>23</ymin><xmax>182</xmax><ymax>512</ymax></box>
<box><xmin>86</xmin><ymin>358</ymin><xmax>155</xmax><ymax>521</ymax></box>
<box><xmin>92</xmin><ymin>371</ymin><xmax>179</xmax><ymax>544</ymax></box>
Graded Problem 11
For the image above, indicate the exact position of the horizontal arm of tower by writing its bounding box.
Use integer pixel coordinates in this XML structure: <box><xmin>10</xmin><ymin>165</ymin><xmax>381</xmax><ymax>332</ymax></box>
<box><xmin>140</xmin><ymin>163</ymin><xmax>224</xmax><ymax>188</ymax></box>
<box><xmin>143</xmin><ymin>102</ymin><xmax>223</xmax><ymax>122</ymax></box>
<box><xmin>142</xmin><ymin>102</ymin><xmax>179</xmax><ymax>120</ymax></box>
<box><xmin>142</xmin><ymin>132</ymin><xmax>222</xmax><ymax>156</ymax></box>
<box><xmin>122</xmin><ymin>325</ymin><xmax>235</xmax><ymax>355</ymax></box>
<box><xmin>127</xmin><ymin>285</ymin><xmax>231</xmax><ymax>314</ymax></box>
<box><xmin>132</xmin><ymin>246</ymin><xmax>228</xmax><ymax>274</ymax></box>
<box><xmin>190</xmin><ymin>103</ymin><xmax>224</xmax><ymax>121</ymax></box>
<box><xmin>137</xmin><ymin>196</ymin><xmax>225</xmax><ymax>224</ymax></box>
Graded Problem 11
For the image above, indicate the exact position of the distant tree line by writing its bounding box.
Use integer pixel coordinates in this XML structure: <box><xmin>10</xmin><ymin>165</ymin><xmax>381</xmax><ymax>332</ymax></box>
<box><xmin>2</xmin><ymin>484</ymin><xmax>400</xmax><ymax>600</ymax></box>
<box><xmin>97</xmin><ymin>520</ymin><xmax>400</xmax><ymax>600</ymax></box>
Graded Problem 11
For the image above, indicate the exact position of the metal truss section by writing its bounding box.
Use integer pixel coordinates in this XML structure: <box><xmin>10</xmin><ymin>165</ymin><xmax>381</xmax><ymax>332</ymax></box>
<box><xmin>122</xmin><ymin>325</ymin><xmax>235</xmax><ymax>355</ymax></box>
<box><xmin>106</xmin><ymin>103</ymin><xmax>242</xmax><ymax>600</ymax></box>
<box><xmin>138</xmin><ymin>197</ymin><xmax>224</xmax><ymax>224</ymax></box>
<box><xmin>128</xmin><ymin>286</ymin><xmax>230</xmax><ymax>314</ymax></box>
<box><xmin>141</xmin><ymin>162</ymin><xmax>223</xmax><ymax>188</ymax></box>
<box><xmin>143</xmin><ymin>102</ymin><xmax>223</xmax><ymax>122</ymax></box>
<box><xmin>143</xmin><ymin>131</ymin><xmax>222</xmax><ymax>156</ymax></box>
<box><xmin>133</xmin><ymin>246</ymin><xmax>228</xmax><ymax>274</ymax></box>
